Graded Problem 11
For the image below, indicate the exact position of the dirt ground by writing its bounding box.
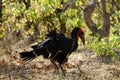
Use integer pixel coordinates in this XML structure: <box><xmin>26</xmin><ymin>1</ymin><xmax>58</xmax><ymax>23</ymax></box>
<box><xmin>0</xmin><ymin>46</ymin><xmax>120</xmax><ymax>80</ymax></box>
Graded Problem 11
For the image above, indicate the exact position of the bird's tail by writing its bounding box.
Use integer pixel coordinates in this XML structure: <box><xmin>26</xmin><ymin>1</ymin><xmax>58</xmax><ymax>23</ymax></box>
<box><xmin>19</xmin><ymin>51</ymin><xmax>37</xmax><ymax>61</ymax></box>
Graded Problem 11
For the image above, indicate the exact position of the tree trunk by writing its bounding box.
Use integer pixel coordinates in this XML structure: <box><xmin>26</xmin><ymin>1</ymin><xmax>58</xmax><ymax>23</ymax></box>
<box><xmin>101</xmin><ymin>0</ymin><xmax>111</xmax><ymax>37</ymax></box>
<box><xmin>84</xmin><ymin>0</ymin><xmax>111</xmax><ymax>40</ymax></box>
<box><xmin>55</xmin><ymin>0</ymin><xmax>76</xmax><ymax>34</ymax></box>
<box><xmin>0</xmin><ymin>0</ymin><xmax>2</xmax><ymax>24</ymax></box>
<box><xmin>60</xmin><ymin>22</ymin><xmax>66</xmax><ymax>34</ymax></box>
<box><xmin>84</xmin><ymin>0</ymin><xmax>100</xmax><ymax>35</ymax></box>
<box><xmin>23</xmin><ymin>0</ymin><xmax>30</xmax><ymax>10</ymax></box>
<box><xmin>115</xmin><ymin>1</ymin><xmax>120</xmax><ymax>22</ymax></box>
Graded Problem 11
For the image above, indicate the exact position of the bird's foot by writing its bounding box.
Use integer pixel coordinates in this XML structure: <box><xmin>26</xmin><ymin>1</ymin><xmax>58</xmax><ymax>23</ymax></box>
<box><xmin>61</xmin><ymin>69</ymin><xmax>66</xmax><ymax>77</ymax></box>
<box><xmin>53</xmin><ymin>69</ymin><xmax>59</xmax><ymax>75</ymax></box>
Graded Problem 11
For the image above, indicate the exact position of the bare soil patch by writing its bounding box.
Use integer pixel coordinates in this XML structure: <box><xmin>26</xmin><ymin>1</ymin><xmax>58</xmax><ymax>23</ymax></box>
<box><xmin>0</xmin><ymin>46</ymin><xmax>120</xmax><ymax>80</ymax></box>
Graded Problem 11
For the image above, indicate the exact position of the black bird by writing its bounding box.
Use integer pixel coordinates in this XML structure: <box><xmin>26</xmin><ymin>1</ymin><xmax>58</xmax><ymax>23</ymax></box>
<box><xmin>46</xmin><ymin>27</ymin><xmax>85</xmax><ymax>75</ymax></box>
<box><xmin>19</xmin><ymin>27</ymin><xmax>85</xmax><ymax>76</ymax></box>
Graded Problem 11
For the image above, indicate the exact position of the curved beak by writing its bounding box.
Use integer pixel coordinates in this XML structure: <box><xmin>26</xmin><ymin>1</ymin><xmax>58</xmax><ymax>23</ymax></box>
<box><xmin>79</xmin><ymin>34</ymin><xmax>85</xmax><ymax>45</ymax></box>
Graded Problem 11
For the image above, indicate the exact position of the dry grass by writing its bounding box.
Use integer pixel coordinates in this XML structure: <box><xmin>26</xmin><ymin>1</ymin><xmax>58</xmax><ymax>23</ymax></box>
<box><xmin>0</xmin><ymin>47</ymin><xmax>120</xmax><ymax>80</ymax></box>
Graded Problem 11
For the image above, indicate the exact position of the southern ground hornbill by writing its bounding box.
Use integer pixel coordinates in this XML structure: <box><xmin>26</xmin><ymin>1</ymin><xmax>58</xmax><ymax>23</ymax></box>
<box><xmin>19</xmin><ymin>27</ymin><xmax>85</xmax><ymax>76</ymax></box>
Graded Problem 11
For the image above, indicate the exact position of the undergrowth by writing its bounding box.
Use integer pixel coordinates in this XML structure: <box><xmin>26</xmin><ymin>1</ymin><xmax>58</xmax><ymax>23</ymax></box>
<box><xmin>89</xmin><ymin>35</ymin><xmax>120</xmax><ymax>61</ymax></box>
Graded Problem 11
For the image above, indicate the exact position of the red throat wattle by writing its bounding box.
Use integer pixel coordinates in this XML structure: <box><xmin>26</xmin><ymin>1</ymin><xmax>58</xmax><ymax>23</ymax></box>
<box><xmin>76</xmin><ymin>28</ymin><xmax>83</xmax><ymax>40</ymax></box>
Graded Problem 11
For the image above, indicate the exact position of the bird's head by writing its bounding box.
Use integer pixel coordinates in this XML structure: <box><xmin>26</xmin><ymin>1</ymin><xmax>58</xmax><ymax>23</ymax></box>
<box><xmin>71</xmin><ymin>27</ymin><xmax>85</xmax><ymax>45</ymax></box>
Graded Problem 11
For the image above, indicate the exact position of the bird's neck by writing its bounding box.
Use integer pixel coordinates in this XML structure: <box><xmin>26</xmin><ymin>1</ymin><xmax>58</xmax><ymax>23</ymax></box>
<box><xmin>71</xmin><ymin>35</ymin><xmax>79</xmax><ymax>41</ymax></box>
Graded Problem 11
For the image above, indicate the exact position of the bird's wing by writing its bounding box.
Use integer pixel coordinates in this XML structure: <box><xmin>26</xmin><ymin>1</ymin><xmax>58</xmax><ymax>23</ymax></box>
<box><xmin>56</xmin><ymin>36</ymin><xmax>74</xmax><ymax>52</ymax></box>
<box><xmin>31</xmin><ymin>38</ymin><xmax>53</xmax><ymax>49</ymax></box>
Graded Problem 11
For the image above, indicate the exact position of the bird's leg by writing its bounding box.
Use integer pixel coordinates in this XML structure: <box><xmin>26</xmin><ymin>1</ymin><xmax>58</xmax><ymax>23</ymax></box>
<box><xmin>50</xmin><ymin>60</ymin><xmax>60</xmax><ymax>75</ymax></box>
<box><xmin>50</xmin><ymin>60</ymin><xmax>59</xmax><ymax>69</ymax></box>
<box><xmin>59</xmin><ymin>64</ymin><xmax>66</xmax><ymax>77</ymax></box>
